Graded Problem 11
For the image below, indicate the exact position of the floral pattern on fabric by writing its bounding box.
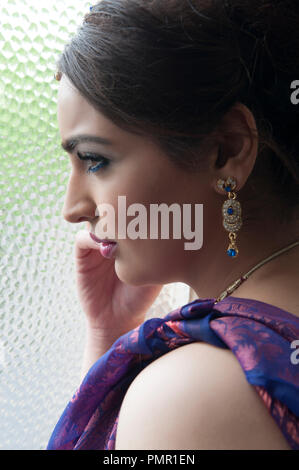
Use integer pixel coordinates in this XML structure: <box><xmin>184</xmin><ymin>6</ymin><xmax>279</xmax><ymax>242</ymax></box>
<box><xmin>47</xmin><ymin>296</ymin><xmax>299</xmax><ymax>450</ymax></box>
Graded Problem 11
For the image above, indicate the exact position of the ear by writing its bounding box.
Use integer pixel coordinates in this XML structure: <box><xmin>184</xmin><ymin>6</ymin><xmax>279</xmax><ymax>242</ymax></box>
<box><xmin>213</xmin><ymin>102</ymin><xmax>259</xmax><ymax>192</ymax></box>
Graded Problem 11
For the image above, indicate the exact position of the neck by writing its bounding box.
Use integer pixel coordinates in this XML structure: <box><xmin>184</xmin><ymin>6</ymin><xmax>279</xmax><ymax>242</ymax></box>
<box><xmin>185</xmin><ymin>218</ymin><xmax>299</xmax><ymax>301</ymax></box>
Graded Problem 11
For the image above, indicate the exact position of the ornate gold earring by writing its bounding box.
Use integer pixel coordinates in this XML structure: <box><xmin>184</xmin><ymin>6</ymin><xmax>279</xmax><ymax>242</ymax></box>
<box><xmin>217</xmin><ymin>176</ymin><xmax>242</xmax><ymax>258</ymax></box>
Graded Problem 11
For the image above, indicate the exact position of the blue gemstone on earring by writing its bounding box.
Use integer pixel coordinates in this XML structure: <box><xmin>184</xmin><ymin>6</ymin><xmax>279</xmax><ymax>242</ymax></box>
<box><xmin>225</xmin><ymin>185</ymin><xmax>231</xmax><ymax>192</ymax></box>
<box><xmin>227</xmin><ymin>208</ymin><xmax>234</xmax><ymax>215</ymax></box>
<box><xmin>227</xmin><ymin>248</ymin><xmax>236</xmax><ymax>257</ymax></box>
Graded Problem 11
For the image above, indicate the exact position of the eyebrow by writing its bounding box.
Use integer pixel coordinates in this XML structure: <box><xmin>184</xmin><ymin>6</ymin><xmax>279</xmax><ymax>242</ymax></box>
<box><xmin>61</xmin><ymin>134</ymin><xmax>114</xmax><ymax>152</ymax></box>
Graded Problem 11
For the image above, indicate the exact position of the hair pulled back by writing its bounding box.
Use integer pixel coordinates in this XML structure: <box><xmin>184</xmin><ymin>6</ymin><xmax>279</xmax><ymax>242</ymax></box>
<box><xmin>56</xmin><ymin>0</ymin><xmax>299</xmax><ymax>223</ymax></box>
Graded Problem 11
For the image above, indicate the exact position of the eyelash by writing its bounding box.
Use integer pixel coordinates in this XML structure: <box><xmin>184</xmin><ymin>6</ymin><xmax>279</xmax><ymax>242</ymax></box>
<box><xmin>77</xmin><ymin>151</ymin><xmax>110</xmax><ymax>174</ymax></box>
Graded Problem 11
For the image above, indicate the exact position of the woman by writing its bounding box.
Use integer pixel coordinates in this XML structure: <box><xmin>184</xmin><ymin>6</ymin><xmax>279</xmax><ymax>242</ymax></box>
<box><xmin>47</xmin><ymin>0</ymin><xmax>299</xmax><ymax>450</ymax></box>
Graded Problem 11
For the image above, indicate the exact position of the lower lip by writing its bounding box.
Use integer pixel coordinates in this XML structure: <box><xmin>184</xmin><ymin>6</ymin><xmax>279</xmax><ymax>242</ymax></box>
<box><xmin>99</xmin><ymin>241</ymin><xmax>117</xmax><ymax>259</ymax></box>
<box><xmin>89</xmin><ymin>232</ymin><xmax>117</xmax><ymax>259</ymax></box>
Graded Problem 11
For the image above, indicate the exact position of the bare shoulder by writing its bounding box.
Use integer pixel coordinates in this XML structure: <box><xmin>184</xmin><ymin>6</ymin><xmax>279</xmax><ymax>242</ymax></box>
<box><xmin>115</xmin><ymin>342</ymin><xmax>291</xmax><ymax>450</ymax></box>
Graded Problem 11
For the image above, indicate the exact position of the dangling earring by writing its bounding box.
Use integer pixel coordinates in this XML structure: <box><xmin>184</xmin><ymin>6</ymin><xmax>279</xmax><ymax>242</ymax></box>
<box><xmin>217</xmin><ymin>176</ymin><xmax>242</xmax><ymax>258</ymax></box>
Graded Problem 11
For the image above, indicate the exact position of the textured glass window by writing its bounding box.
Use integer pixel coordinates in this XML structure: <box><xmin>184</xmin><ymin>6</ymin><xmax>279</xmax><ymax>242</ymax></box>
<box><xmin>0</xmin><ymin>0</ymin><xmax>191</xmax><ymax>450</ymax></box>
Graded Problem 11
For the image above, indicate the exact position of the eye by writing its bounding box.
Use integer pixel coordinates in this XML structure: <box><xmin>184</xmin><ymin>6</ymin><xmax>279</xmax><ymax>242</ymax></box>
<box><xmin>77</xmin><ymin>151</ymin><xmax>110</xmax><ymax>174</ymax></box>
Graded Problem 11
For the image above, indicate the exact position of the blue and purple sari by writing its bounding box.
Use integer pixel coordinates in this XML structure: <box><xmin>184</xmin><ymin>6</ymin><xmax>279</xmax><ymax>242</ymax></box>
<box><xmin>47</xmin><ymin>296</ymin><xmax>299</xmax><ymax>450</ymax></box>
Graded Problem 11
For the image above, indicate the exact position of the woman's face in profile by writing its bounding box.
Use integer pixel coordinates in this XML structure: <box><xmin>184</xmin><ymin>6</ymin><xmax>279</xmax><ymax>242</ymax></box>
<box><xmin>57</xmin><ymin>74</ymin><xmax>215</xmax><ymax>286</ymax></box>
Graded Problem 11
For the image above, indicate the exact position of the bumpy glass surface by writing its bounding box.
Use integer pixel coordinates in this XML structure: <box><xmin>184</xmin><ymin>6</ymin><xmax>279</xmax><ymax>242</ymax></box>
<box><xmin>0</xmin><ymin>0</ymin><xmax>191</xmax><ymax>450</ymax></box>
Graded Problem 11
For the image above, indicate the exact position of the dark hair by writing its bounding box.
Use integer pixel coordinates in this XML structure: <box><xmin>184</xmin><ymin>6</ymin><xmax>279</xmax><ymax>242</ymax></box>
<box><xmin>55</xmin><ymin>0</ymin><xmax>299</xmax><ymax>224</ymax></box>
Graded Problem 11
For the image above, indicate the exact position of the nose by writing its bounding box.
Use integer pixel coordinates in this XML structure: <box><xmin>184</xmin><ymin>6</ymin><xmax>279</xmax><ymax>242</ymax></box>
<box><xmin>61</xmin><ymin>172</ymin><xmax>97</xmax><ymax>224</ymax></box>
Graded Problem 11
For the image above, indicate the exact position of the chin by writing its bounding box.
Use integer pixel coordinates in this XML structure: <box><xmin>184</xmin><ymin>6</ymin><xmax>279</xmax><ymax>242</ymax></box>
<box><xmin>114</xmin><ymin>259</ymin><xmax>172</xmax><ymax>286</ymax></box>
<box><xmin>114</xmin><ymin>261</ymin><xmax>141</xmax><ymax>285</ymax></box>
<box><xmin>114</xmin><ymin>259</ymin><xmax>155</xmax><ymax>286</ymax></box>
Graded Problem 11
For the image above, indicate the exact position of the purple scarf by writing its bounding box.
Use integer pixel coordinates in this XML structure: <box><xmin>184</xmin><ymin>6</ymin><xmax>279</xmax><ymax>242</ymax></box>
<box><xmin>47</xmin><ymin>296</ymin><xmax>299</xmax><ymax>450</ymax></box>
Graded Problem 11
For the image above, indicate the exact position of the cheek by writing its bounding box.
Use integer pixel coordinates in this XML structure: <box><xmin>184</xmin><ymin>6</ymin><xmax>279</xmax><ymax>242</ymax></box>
<box><xmin>111</xmin><ymin>193</ymin><xmax>204</xmax><ymax>284</ymax></box>
<box><xmin>113</xmin><ymin>164</ymin><xmax>176</xmax><ymax>207</ymax></box>
<box><xmin>116</xmin><ymin>235</ymin><xmax>188</xmax><ymax>283</ymax></box>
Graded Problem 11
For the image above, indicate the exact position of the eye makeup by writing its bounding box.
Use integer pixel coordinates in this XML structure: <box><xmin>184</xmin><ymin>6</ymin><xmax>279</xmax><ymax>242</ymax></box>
<box><xmin>77</xmin><ymin>151</ymin><xmax>110</xmax><ymax>174</ymax></box>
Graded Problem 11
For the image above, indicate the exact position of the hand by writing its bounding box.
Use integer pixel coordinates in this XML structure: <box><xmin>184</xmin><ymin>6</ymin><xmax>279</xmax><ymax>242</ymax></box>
<box><xmin>73</xmin><ymin>226</ymin><xmax>163</xmax><ymax>335</ymax></box>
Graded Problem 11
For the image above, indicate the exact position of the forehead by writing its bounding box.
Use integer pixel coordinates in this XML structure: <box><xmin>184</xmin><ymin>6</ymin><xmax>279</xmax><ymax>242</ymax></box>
<box><xmin>57</xmin><ymin>75</ymin><xmax>117</xmax><ymax>138</ymax></box>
